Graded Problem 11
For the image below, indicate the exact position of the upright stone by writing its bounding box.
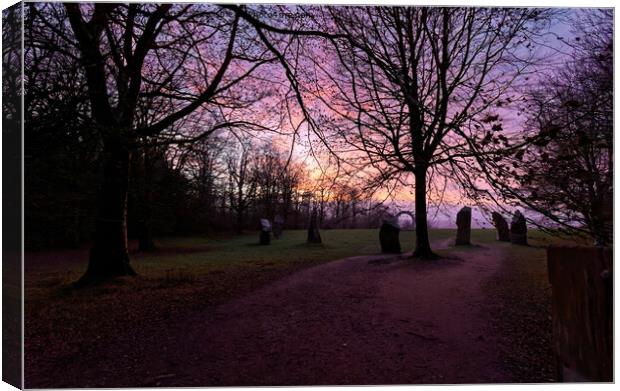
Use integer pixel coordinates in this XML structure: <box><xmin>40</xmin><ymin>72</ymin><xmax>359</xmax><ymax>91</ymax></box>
<box><xmin>273</xmin><ymin>215</ymin><xmax>284</xmax><ymax>239</ymax></box>
<box><xmin>259</xmin><ymin>218</ymin><xmax>271</xmax><ymax>245</ymax></box>
<box><xmin>510</xmin><ymin>210</ymin><xmax>527</xmax><ymax>245</ymax></box>
<box><xmin>379</xmin><ymin>218</ymin><xmax>401</xmax><ymax>253</ymax></box>
<box><xmin>492</xmin><ymin>212</ymin><xmax>510</xmax><ymax>242</ymax></box>
<box><xmin>307</xmin><ymin>208</ymin><xmax>322</xmax><ymax>244</ymax></box>
<box><xmin>455</xmin><ymin>206</ymin><xmax>472</xmax><ymax>245</ymax></box>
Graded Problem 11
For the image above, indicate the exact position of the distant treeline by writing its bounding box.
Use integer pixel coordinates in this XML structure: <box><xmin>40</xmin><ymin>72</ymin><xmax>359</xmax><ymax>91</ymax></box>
<box><xmin>25</xmin><ymin>126</ymin><xmax>389</xmax><ymax>249</ymax></box>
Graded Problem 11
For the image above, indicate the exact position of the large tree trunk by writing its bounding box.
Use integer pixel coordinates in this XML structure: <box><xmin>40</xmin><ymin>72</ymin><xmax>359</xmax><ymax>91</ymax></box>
<box><xmin>76</xmin><ymin>139</ymin><xmax>136</xmax><ymax>286</ymax></box>
<box><xmin>412</xmin><ymin>168</ymin><xmax>438</xmax><ymax>259</ymax></box>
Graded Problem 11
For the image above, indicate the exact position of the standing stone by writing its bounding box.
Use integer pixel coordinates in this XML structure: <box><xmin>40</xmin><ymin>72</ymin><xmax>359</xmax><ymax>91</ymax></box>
<box><xmin>259</xmin><ymin>218</ymin><xmax>271</xmax><ymax>245</ymax></box>
<box><xmin>492</xmin><ymin>212</ymin><xmax>510</xmax><ymax>242</ymax></box>
<box><xmin>379</xmin><ymin>218</ymin><xmax>401</xmax><ymax>253</ymax></box>
<box><xmin>510</xmin><ymin>210</ymin><xmax>528</xmax><ymax>245</ymax></box>
<box><xmin>273</xmin><ymin>215</ymin><xmax>284</xmax><ymax>239</ymax></box>
<box><xmin>307</xmin><ymin>208</ymin><xmax>322</xmax><ymax>244</ymax></box>
<box><xmin>455</xmin><ymin>206</ymin><xmax>472</xmax><ymax>245</ymax></box>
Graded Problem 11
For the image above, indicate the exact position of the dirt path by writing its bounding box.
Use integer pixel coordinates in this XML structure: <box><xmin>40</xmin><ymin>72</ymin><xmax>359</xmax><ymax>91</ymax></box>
<box><xmin>28</xmin><ymin>239</ymin><xmax>514</xmax><ymax>387</ymax></box>
<box><xmin>158</xmin><ymin>239</ymin><xmax>510</xmax><ymax>386</ymax></box>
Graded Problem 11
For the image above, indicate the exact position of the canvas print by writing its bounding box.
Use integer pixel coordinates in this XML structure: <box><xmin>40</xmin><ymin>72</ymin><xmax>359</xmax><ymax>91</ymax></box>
<box><xmin>1</xmin><ymin>1</ymin><xmax>613</xmax><ymax>388</ymax></box>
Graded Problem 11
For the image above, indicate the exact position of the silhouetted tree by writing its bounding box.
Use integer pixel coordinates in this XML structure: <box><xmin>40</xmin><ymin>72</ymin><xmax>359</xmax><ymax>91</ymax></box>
<box><xmin>179</xmin><ymin>134</ymin><xmax>228</xmax><ymax>233</ymax></box>
<box><xmin>251</xmin><ymin>143</ymin><xmax>304</xmax><ymax>221</ymax></box>
<box><xmin>30</xmin><ymin>3</ymin><xmax>280</xmax><ymax>284</ymax></box>
<box><xmin>473</xmin><ymin>10</ymin><xmax>613</xmax><ymax>245</ymax></box>
<box><xmin>24</xmin><ymin>3</ymin><xmax>100</xmax><ymax>248</ymax></box>
<box><xmin>226</xmin><ymin>141</ymin><xmax>257</xmax><ymax>234</ymax></box>
<box><xmin>305</xmin><ymin>7</ymin><xmax>548</xmax><ymax>257</ymax></box>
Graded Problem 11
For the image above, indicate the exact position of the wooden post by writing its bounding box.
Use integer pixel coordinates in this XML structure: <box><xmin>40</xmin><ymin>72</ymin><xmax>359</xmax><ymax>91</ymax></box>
<box><xmin>547</xmin><ymin>246</ymin><xmax>613</xmax><ymax>382</ymax></box>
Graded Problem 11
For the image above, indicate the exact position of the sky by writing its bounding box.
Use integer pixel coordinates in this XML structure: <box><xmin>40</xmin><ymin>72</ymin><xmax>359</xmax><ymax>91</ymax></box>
<box><xmin>22</xmin><ymin>2</ymin><xmax>604</xmax><ymax>229</ymax></box>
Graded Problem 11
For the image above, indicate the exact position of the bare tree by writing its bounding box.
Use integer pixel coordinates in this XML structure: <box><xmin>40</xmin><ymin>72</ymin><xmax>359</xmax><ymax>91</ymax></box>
<box><xmin>250</xmin><ymin>143</ymin><xmax>304</xmax><ymax>221</ymax></box>
<box><xmin>468</xmin><ymin>9</ymin><xmax>613</xmax><ymax>245</ymax></box>
<box><xmin>226</xmin><ymin>141</ymin><xmax>257</xmax><ymax>234</ymax></box>
<box><xmin>179</xmin><ymin>134</ymin><xmax>228</xmax><ymax>233</ymax></box>
<box><xmin>302</xmin><ymin>7</ymin><xmax>547</xmax><ymax>257</ymax></box>
<box><xmin>25</xmin><ymin>3</ymin><xmax>103</xmax><ymax>249</ymax></box>
<box><xmin>28</xmin><ymin>3</ymin><xmax>286</xmax><ymax>284</ymax></box>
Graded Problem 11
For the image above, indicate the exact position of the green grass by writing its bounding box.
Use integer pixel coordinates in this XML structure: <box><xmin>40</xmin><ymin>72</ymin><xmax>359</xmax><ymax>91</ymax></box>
<box><xmin>135</xmin><ymin>228</ymin><xmax>456</xmax><ymax>275</ymax></box>
<box><xmin>26</xmin><ymin>229</ymin><xmax>457</xmax><ymax>285</ymax></box>
<box><xmin>26</xmin><ymin>228</ymin><xmax>564</xmax><ymax>290</ymax></box>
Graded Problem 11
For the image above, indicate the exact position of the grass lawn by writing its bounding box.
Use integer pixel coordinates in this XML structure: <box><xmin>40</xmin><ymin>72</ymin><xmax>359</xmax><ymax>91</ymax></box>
<box><xmin>26</xmin><ymin>228</ymin><xmax>570</xmax><ymax>288</ymax></box>
<box><xmin>135</xmin><ymin>228</ymin><xmax>459</xmax><ymax>276</ymax></box>
<box><xmin>26</xmin><ymin>228</ymin><xmax>459</xmax><ymax>291</ymax></box>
